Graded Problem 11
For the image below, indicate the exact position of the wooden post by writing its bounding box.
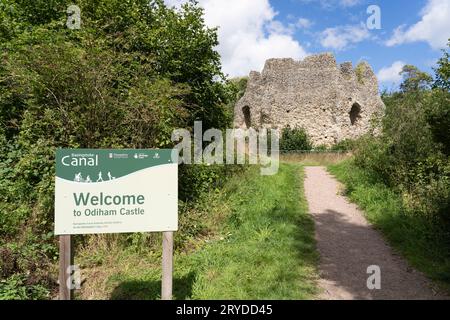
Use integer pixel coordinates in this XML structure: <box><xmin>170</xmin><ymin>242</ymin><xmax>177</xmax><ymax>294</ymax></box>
<box><xmin>161</xmin><ymin>231</ymin><xmax>174</xmax><ymax>300</ymax></box>
<box><xmin>59</xmin><ymin>235</ymin><xmax>73</xmax><ymax>300</ymax></box>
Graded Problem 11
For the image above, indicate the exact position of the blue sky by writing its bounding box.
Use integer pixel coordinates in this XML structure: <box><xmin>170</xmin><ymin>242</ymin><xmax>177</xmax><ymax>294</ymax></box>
<box><xmin>271</xmin><ymin>0</ymin><xmax>448</xmax><ymax>89</ymax></box>
<box><xmin>166</xmin><ymin>0</ymin><xmax>450</xmax><ymax>89</ymax></box>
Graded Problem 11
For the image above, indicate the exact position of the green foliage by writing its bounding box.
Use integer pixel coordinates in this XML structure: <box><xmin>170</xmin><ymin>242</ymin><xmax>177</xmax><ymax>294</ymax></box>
<box><xmin>329</xmin><ymin>160</ymin><xmax>450</xmax><ymax>289</ymax></box>
<box><xmin>313</xmin><ymin>144</ymin><xmax>328</xmax><ymax>151</ymax></box>
<box><xmin>399</xmin><ymin>64</ymin><xmax>433</xmax><ymax>93</ymax></box>
<box><xmin>424</xmin><ymin>90</ymin><xmax>450</xmax><ymax>155</ymax></box>
<box><xmin>227</xmin><ymin>77</ymin><xmax>248</xmax><ymax>103</ymax></box>
<box><xmin>350</xmin><ymin>49</ymin><xmax>450</xmax><ymax>258</ymax></box>
<box><xmin>178</xmin><ymin>164</ymin><xmax>245</xmax><ymax>202</ymax></box>
<box><xmin>329</xmin><ymin>139</ymin><xmax>356</xmax><ymax>152</ymax></box>
<box><xmin>354</xmin><ymin>91</ymin><xmax>450</xmax><ymax>226</ymax></box>
<box><xmin>305</xmin><ymin>139</ymin><xmax>356</xmax><ymax>153</ymax></box>
<box><xmin>0</xmin><ymin>236</ymin><xmax>56</xmax><ymax>300</ymax></box>
<box><xmin>0</xmin><ymin>0</ymin><xmax>240</xmax><ymax>299</ymax></box>
<box><xmin>434</xmin><ymin>40</ymin><xmax>450</xmax><ymax>91</ymax></box>
<box><xmin>79</xmin><ymin>0</ymin><xmax>229</xmax><ymax>129</ymax></box>
<box><xmin>355</xmin><ymin>63</ymin><xmax>366</xmax><ymax>84</ymax></box>
<box><xmin>280</xmin><ymin>126</ymin><xmax>313</xmax><ymax>152</ymax></box>
<box><xmin>0</xmin><ymin>274</ymin><xmax>50</xmax><ymax>300</ymax></box>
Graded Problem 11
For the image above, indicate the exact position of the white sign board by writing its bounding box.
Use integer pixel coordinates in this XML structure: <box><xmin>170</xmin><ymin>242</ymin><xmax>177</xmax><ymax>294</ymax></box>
<box><xmin>55</xmin><ymin>149</ymin><xmax>178</xmax><ymax>235</ymax></box>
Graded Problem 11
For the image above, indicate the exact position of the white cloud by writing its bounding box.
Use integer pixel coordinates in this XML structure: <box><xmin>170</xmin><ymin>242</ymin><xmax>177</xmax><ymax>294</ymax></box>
<box><xmin>376</xmin><ymin>61</ymin><xmax>405</xmax><ymax>85</ymax></box>
<box><xmin>386</xmin><ymin>0</ymin><xmax>450</xmax><ymax>50</ymax></box>
<box><xmin>320</xmin><ymin>23</ymin><xmax>370</xmax><ymax>50</ymax></box>
<box><xmin>296</xmin><ymin>18</ymin><xmax>313</xmax><ymax>29</ymax></box>
<box><xmin>299</xmin><ymin>0</ymin><xmax>361</xmax><ymax>8</ymax></box>
<box><xmin>268</xmin><ymin>20</ymin><xmax>295</xmax><ymax>35</ymax></box>
<box><xmin>339</xmin><ymin>0</ymin><xmax>360</xmax><ymax>7</ymax></box>
<box><xmin>165</xmin><ymin>0</ymin><xmax>308</xmax><ymax>77</ymax></box>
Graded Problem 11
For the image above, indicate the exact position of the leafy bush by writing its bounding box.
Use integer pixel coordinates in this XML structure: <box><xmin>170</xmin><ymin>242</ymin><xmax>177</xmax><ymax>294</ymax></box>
<box><xmin>423</xmin><ymin>89</ymin><xmax>450</xmax><ymax>155</ymax></box>
<box><xmin>352</xmin><ymin>46</ymin><xmax>450</xmax><ymax>245</ymax></box>
<box><xmin>0</xmin><ymin>274</ymin><xmax>49</xmax><ymax>300</ymax></box>
<box><xmin>279</xmin><ymin>126</ymin><xmax>312</xmax><ymax>152</ymax></box>
<box><xmin>313</xmin><ymin>144</ymin><xmax>328</xmax><ymax>152</ymax></box>
<box><xmin>434</xmin><ymin>41</ymin><xmax>450</xmax><ymax>91</ymax></box>
<box><xmin>330</xmin><ymin>139</ymin><xmax>356</xmax><ymax>152</ymax></box>
<box><xmin>0</xmin><ymin>0</ymin><xmax>242</xmax><ymax>299</ymax></box>
<box><xmin>0</xmin><ymin>238</ymin><xmax>56</xmax><ymax>300</ymax></box>
<box><xmin>354</xmin><ymin>91</ymin><xmax>450</xmax><ymax>224</ymax></box>
<box><xmin>179</xmin><ymin>164</ymin><xmax>245</xmax><ymax>202</ymax></box>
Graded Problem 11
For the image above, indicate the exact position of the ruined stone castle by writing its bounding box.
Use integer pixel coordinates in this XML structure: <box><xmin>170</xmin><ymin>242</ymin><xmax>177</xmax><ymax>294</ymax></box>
<box><xmin>234</xmin><ymin>53</ymin><xmax>385</xmax><ymax>146</ymax></box>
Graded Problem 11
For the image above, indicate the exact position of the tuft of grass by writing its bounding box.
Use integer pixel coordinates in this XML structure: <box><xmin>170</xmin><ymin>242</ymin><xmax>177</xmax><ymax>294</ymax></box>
<box><xmin>329</xmin><ymin>159</ymin><xmax>450</xmax><ymax>292</ymax></box>
<box><xmin>78</xmin><ymin>164</ymin><xmax>319</xmax><ymax>300</ymax></box>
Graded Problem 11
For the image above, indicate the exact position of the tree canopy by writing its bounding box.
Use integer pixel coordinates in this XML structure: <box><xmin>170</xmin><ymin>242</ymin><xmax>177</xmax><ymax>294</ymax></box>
<box><xmin>399</xmin><ymin>64</ymin><xmax>433</xmax><ymax>93</ymax></box>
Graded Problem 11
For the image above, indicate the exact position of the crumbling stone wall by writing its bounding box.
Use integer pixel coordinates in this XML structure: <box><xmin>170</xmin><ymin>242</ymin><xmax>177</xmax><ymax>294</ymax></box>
<box><xmin>234</xmin><ymin>53</ymin><xmax>385</xmax><ymax>146</ymax></box>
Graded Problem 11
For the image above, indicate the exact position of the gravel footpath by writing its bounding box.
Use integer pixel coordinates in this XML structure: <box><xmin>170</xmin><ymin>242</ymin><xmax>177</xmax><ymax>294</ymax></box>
<box><xmin>304</xmin><ymin>166</ymin><xmax>447</xmax><ymax>300</ymax></box>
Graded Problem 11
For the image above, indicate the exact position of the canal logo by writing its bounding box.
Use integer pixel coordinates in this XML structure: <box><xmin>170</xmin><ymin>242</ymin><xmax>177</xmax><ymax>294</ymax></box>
<box><xmin>62</xmin><ymin>154</ymin><xmax>99</xmax><ymax>167</ymax></box>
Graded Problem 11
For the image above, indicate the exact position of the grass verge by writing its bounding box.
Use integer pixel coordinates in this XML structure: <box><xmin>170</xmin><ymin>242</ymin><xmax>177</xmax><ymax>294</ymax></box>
<box><xmin>329</xmin><ymin>159</ymin><xmax>450</xmax><ymax>292</ymax></box>
<box><xmin>77</xmin><ymin>163</ymin><xmax>318</xmax><ymax>299</ymax></box>
<box><xmin>281</xmin><ymin>152</ymin><xmax>351</xmax><ymax>166</ymax></box>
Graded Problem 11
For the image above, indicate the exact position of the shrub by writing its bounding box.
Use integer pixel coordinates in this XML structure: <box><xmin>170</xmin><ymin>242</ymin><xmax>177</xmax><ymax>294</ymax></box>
<box><xmin>0</xmin><ymin>274</ymin><xmax>50</xmax><ymax>300</ymax></box>
<box><xmin>279</xmin><ymin>126</ymin><xmax>312</xmax><ymax>152</ymax></box>
<box><xmin>313</xmin><ymin>144</ymin><xmax>328</xmax><ymax>152</ymax></box>
<box><xmin>330</xmin><ymin>139</ymin><xmax>356</xmax><ymax>152</ymax></box>
<box><xmin>179</xmin><ymin>164</ymin><xmax>244</xmax><ymax>202</ymax></box>
<box><xmin>423</xmin><ymin>90</ymin><xmax>450</xmax><ymax>156</ymax></box>
<box><xmin>353</xmin><ymin>59</ymin><xmax>450</xmax><ymax>243</ymax></box>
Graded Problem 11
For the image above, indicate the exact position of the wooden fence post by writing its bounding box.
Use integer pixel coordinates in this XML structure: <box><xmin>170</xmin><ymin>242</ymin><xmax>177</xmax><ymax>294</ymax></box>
<box><xmin>161</xmin><ymin>231</ymin><xmax>174</xmax><ymax>300</ymax></box>
<box><xmin>59</xmin><ymin>235</ymin><xmax>73</xmax><ymax>300</ymax></box>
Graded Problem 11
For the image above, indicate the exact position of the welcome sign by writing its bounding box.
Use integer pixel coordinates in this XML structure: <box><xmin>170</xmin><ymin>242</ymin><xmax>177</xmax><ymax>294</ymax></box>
<box><xmin>55</xmin><ymin>149</ymin><xmax>178</xmax><ymax>235</ymax></box>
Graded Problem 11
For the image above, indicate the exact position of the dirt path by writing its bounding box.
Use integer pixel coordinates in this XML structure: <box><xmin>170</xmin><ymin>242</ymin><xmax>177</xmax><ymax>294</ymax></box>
<box><xmin>303</xmin><ymin>166</ymin><xmax>446</xmax><ymax>300</ymax></box>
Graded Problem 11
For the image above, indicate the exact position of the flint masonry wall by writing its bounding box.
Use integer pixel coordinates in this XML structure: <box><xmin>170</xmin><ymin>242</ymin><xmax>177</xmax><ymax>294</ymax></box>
<box><xmin>234</xmin><ymin>53</ymin><xmax>385</xmax><ymax>146</ymax></box>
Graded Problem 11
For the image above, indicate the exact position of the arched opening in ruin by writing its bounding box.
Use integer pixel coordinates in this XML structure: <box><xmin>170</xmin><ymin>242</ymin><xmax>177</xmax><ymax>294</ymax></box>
<box><xmin>242</xmin><ymin>106</ymin><xmax>251</xmax><ymax>128</ymax></box>
<box><xmin>350</xmin><ymin>102</ymin><xmax>362</xmax><ymax>125</ymax></box>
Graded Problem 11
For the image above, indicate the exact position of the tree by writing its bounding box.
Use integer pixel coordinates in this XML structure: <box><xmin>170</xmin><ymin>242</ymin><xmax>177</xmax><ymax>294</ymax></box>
<box><xmin>399</xmin><ymin>65</ymin><xmax>433</xmax><ymax>93</ymax></box>
<box><xmin>427</xmin><ymin>41</ymin><xmax>450</xmax><ymax>155</ymax></box>
<box><xmin>433</xmin><ymin>40</ymin><xmax>450</xmax><ymax>91</ymax></box>
<box><xmin>78</xmin><ymin>0</ymin><xmax>231</xmax><ymax>130</ymax></box>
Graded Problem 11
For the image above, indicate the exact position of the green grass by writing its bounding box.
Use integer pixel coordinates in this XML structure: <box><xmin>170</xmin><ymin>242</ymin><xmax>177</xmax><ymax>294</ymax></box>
<box><xmin>280</xmin><ymin>152</ymin><xmax>351</xmax><ymax>166</ymax></box>
<box><xmin>79</xmin><ymin>164</ymin><xmax>319</xmax><ymax>299</ymax></box>
<box><xmin>329</xmin><ymin>159</ymin><xmax>450</xmax><ymax>292</ymax></box>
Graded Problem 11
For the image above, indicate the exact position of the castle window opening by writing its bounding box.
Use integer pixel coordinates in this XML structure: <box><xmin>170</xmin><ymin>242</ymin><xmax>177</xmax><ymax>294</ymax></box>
<box><xmin>243</xmin><ymin>106</ymin><xmax>251</xmax><ymax>128</ymax></box>
<box><xmin>350</xmin><ymin>103</ymin><xmax>362</xmax><ymax>125</ymax></box>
